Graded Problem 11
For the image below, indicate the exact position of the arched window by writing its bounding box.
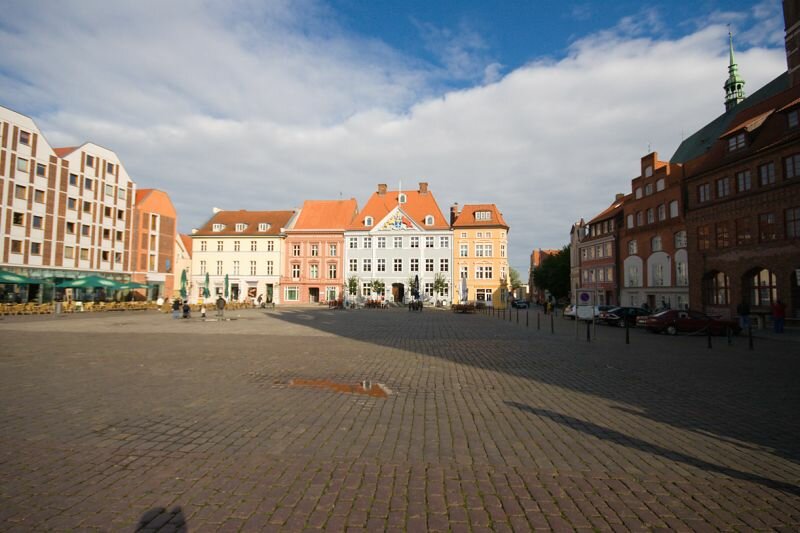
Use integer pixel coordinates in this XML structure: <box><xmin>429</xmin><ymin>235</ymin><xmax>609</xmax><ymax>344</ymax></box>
<box><xmin>751</xmin><ymin>269</ymin><xmax>777</xmax><ymax>307</ymax></box>
<box><xmin>364</xmin><ymin>216</ymin><xmax>373</xmax><ymax>226</ymax></box>
<box><xmin>424</xmin><ymin>215</ymin><xmax>434</xmax><ymax>225</ymax></box>
<box><xmin>704</xmin><ymin>271</ymin><xmax>730</xmax><ymax>306</ymax></box>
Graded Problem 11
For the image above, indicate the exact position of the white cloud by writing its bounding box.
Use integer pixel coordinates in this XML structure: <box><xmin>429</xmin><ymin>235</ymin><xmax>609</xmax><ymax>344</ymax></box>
<box><xmin>0</xmin><ymin>0</ymin><xmax>786</xmax><ymax>274</ymax></box>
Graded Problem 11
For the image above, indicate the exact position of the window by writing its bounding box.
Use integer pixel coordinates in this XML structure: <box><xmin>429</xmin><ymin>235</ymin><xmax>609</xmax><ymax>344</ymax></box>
<box><xmin>17</xmin><ymin>158</ymin><xmax>28</xmax><ymax>172</ymax></box>
<box><xmin>425</xmin><ymin>236</ymin><xmax>434</xmax><ymax>248</ymax></box>
<box><xmin>476</xmin><ymin>289</ymin><xmax>492</xmax><ymax>301</ymax></box>
<box><xmin>363</xmin><ymin>258</ymin><xmax>372</xmax><ymax>272</ymax></box>
<box><xmin>212</xmin><ymin>223</ymin><xmax>224</xmax><ymax>232</ymax></box>
<box><xmin>234</xmin><ymin>241</ymin><xmax>240</xmax><ymax>251</ymax></box>
<box><xmin>626</xmin><ymin>214</ymin><xmax>634</xmax><ymax>228</ymax></box>
<box><xmin>785</xmin><ymin>154</ymin><xmax>800</xmax><ymax>178</ymax></box>
<box><xmin>410</xmin><ymin>258</ymin><xmax>418</xmax><ymax>272</ymax></box>
<box><xmin>759</xmin><ymin>162</ymin><xmax>776</xmax><ymax>186</ymax></box>
<box><xmin>12</xmin><ymin>212</ymin><xmax>24</xmax><ymax>226</ymax></box>
<box><xmin>199</xmin><ymin>260</ymin><xmax>207</xmax><ymax>274</ymax></box>
<box><xmin>291</xmin><ymin>264</ymin><xmax>300</xmax><ymax>278</ymax></box>
<box><xmin>217</xmin><ymin>241</ymin><xmax>223</xmax><ymax>252</ymax></box>
<box><xmin>410</xmin><ymin>236</ymin><xmax>419</xmax><ymax>248</ymax></box>
<box><xmin>697</xmin><ymin>225</ymin><xmax>711</xmax><ymax>250</ymax></box>
<box><xmin>216</xmin><ymin>261</ymin><xmax>223</xmax><ymax>275</ymax></box>
<box><xmin>674</xmin><ymin>231</ymin><xmax>687</xmax><ymax>248</ymax></box>
<box><xmin>285</xmin><ymin>287</ymin><xmax>299</xmax><ymax>301</ymax></box>
<box><xmin>233</xmin><ymin>261</ymin><xmax>240</xmax><ymax>275</ymax></box>
<box><xmin>266</xmin><ymin>261</ymin><xmax>274</xmax><ymax>275</ymax></box>
<box><xmin>84</xmin><ymin>177</ymin><xmax>93</xmax><ymax>191</ymax></box>
<box><xmin>377</xmin><ymin>237</ymin><xmax>386</xmax><ymax>248</ymax></box>
<box><xmin>727</xmin><ymin>133</ymin><xmax>745</xmax><ymax>151</ymax></box>
<box><xmin>118</xmin><ymin>189</ymin><xmax>126</xmax><ymax>200</ymax></box>
<box><xmin>644</xmin><ymin>183</ymin><xmax>653</xmax><ymax>196</ymax></box>
<box><xmin>362</xmin><ymin>283</ymin><xmax>372</xmax><ymax>297</ymax></box>
<box><xmin>736</xmin><ymin>170</ymin><xmax>751</xmax><ymax>192</ymax></box>
<box><xmin>14</xmin><ymin>185</ymin><xmax>26</xmax><ymax>200</ymax></box>
<box><xmin>86</xmin><ymin>154</ymin><xmax>94</xmax><ymax>168</ymax></box>
<box><xmin>250</xmin><ymin>261</ymin><xmax>257</xmax><ymax>276</ymax></box>
<box><xmin>501</xmin><ymin>244</ymin><xmax>506</xmax><ymax>258</ymax></box>
<box><xmin>267</xmin><ymin>240</ymin><xmax>274</xmax><ymax>251</ymax></box>
<box><xmin>117</xmin><ymin>209</ymin><xmax>124</xmax><ymax>220</ymax></box>
<box><xmin>424</xmin><ymin>283</ymin><xmax>434</xmax><ymax>296</ymax></box>
<box><xmin>349</xmin><ymin>259</ymin><xmax>358</xmax><ymax>272</ymax></box>
<box><xmin>235</xmin><ymin>223</ymin><xmax>246</xmax><ymax>232</ymax></box>
<box><xmin>36</xmin><ymin>163</ymin><xmax>46</xmax><ymax>177</ymax></box>
<box><xmin>34</xmin><ymin>189</ymin><xmax>45</xmax><ymax>203</ymax></box>
<box><xmin>651</xmin><ymin>263</ymin><xmax>665</xmax><ymax>287</ymax></box>
<box><xmin>636</xmin><ymin>211</ymin><xmax>643</xmax><ymax>225</ymax></box>
<box><xmin>716</xmin><ymin>177</ymin><xmax>731</xmax><ymax>198</ymax></box>
<box><xmin>424</xmin><ymin>215</ymin><xmax>434</xmax><ymax>225</ymax></box>
<box><xmin>646</xmin><ymin>208</ymin><xmax>654</xmax><ymax>224</ymax></box>
<box><xmin>115</xmin><ymin>230</ymin><xmax>123</xmax><ymax>241</ymax></box>
<box><xmin>475</xmin><ymin>244</ymin><xmax>485</xmax><ymax>257</ymax></box>
<box><xmin>377</xmin><ymin>259</ymin><xmax>386</xmax><ymax>272</ymax></box>
<box><xmin>439</xmin><ymin>236</ymin><xmax>449</xmax><ymax>248</ymax></box>
<box><xmin>64</xmin><ymin>246</ymin><xmax>74</xmax><ymax>259</ymax></box>
<box><xmin>10</xmin><ymin>240</ymin><xmax>22</xmax><ymax>254</ymax></box>
<box><xmin>656</xmin><ymin>178</ymin><xmax>665</xmax><ymax>192</ymax></box>
<box><xmin>258</xmin><ymin>223</ymin><xmax>269</xmax><ymax>232</ymax></box>
<box><xmin>18</xmin><ymin>130</ymin><xmax>30</xmax><ymax>145</ymax></box>
<box><xmin>459</xmin><ymin>243</ymin><xmax>468</xmax><ymax>257</ymax></box>
<box><xmin>363</xmin><ymin>237</ymin><xmax>372</xmax><ymax>249</ymax></box>
<box><xmin>477</xmin><ymin>232</ymin><xmax>483</xmax><ymax>238</ymax></box>
<box><xmin>364</xmin><ymin>216</ymin><xmax>373</xmax><ymax>226</ymax></box>
<box><xmin>107</xmin><ymin>162</ymin><xmax>114</xmax><ymax>174</ymax></box>
<box><xmin>635</xmin><ymin>187</ymin><xmax>642</xmax><ymax>199</ymax></box>
<box><xmin>789</xmin><ymin>110</ymin><xmax>799</xmax><ymax>128</ymax></box>
<box><xmin>706</xmin><ymin>272</ymin><xmax>730</xmax><ymax>305</ymax></box>
<box><xmin>669</xmin><ymin>200</ymin><xmax>679</xmax><ymax>218</ymax></box>
<box><xmin>657</xmin><ymin>204</ymin><xmax>666</xmax><ymax>221</ymax></box>
<box><xmin>460</xmin><ymin>265</ymin><xmax>468</xmax><ymax>279</ymax></box>
<box><xmin>425</xmin><ymin>259</ymin><xmax>434</xmax><ymax>272</ymax></box>
<box><xmin>292</xmin><ymin>244</ymin><xmax>301</xmax><ymax>256</ymax></box>
<box><xmin>200</xmin><ymin>241</ymin><xmax>207</xmax><ymax>252</ymax></box>
<box><xmin>628</xmin><ymin>240</ymin><xmax>637</xmax><ymax>255</ymax></box>
<box><xmin>79</xmin><ymin>248</ymin><xmax>89</xmax><ymax>261</ymax></box>
<box><xmin>393</xmin><ymin>236</ymin><xmax>402</xmax><ymax>248</ymax></box>
<box><xmin>66</xmin><ymin>222</ymin><xmax>76</xmax><ymax>234</ymax></box>
<box><xmin>82</xmin><ymin>200</ymin><xmax>91</xmax><ymax>214</ymax></box>
<box><xmin>759</xmin><ymin>213</ymin><xmax>778</xmax><ymax>241</ymax></box>
<box><xmin>393</xmin><ymin>258</ymin><xmax>402</xmax><ymax>272</ymax></box>
<box><xmin>81</xmin><ymin>224</ymin><xmax>90</xmax><ymax>236</ymax></box>
<box><xmin>329</xmin><ymin>243</ymin><xmax>337</xmax><ymax>256</ymax></box>
<box><xmin>626</xmin><ymin>265</ymin><xmax>639</xmax><ymax>287</ymax></box>
<box><xmin>475</xmin><ymin>265</ymin><xmax>493</xmax><ymax>279</ymax></box>
<box><xmin>647</xmin><ymin>236</ymin><xmax>661</xmax><ymax>252</ymax></box>
<box><xmin>104</xmin><ymin>206</ymin><xmax>112</xmax><ymax>218</ymax></box>
<box><xmin>310</xmin><ymin>265</ymin><xmax>319</xmax><ymax>279</ymax></box>
<box><xmin>715</xmin><ymin>223</ymin><xmax>730</xmax><ymax>248</ymax></box>
<box><xmin>676</xmin><ymin>261</ymin><xmax>688</xmax><ymax>286</ymax></box>
<box><xmin>440</xmin><ymin>258</ymin><xmax>449</xmax><ymax>272</ymax></box>
<box><xmin>787</xmin><ymin>207</ymin><xmax>800</xmax><ymax>238</ymax></box>
<box><xmin>751</xmin><ymin>269</ymin><xmax>777</xmax><ymax>307</ymax></box>
<box><xmin>32</xmin><ymin>215</ymin><xmax>43</xmax><ymax>229</ymax></box>
<box><xmin>698</xmin><ymin>183</ymin><xmax>711</xmax><ymax>203</ymax></box>
<box><xmin>309</xmin><ymin>243</ymin><xmax>319</xmax><ymax>256</ymax></box>
<box><xmin>398</xmin><ymin>194</ymin><xmax>407</xmax><ymax>204</ymax></box>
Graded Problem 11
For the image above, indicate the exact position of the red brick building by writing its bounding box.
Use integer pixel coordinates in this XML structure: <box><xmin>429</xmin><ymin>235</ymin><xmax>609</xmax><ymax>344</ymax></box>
<box><xmin>576</xmin><ymin>195</ymin><xmax>626</xmax><ymax>306</ymax></box>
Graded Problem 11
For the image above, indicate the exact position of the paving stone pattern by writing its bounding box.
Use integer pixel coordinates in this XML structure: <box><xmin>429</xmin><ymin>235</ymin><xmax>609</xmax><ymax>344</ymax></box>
<box><xmin>0</xmin><ymin>308</ymin><xmax>798</xmax><ymax>531</ymax></box>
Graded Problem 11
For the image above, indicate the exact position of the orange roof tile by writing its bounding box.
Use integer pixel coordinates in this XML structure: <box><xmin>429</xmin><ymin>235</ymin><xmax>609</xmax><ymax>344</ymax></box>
<box><xmin>348</xmin><ymin>187</ymin><xmax>449</xmax><ymax>230</ymax></box>
<box><xmin>588</xmin><ymin>195</ymin><xmax>628</xmax><ymax>224</ymax></box>
<box><xmin>53</xmin><ymin>146</ymin><xmax>79</xmax><ymax>158</ymax></box>
<box><xmin>179</xmin><ymin>234</ymin><xmax>193</xmax><ymax>255</ymax></box>
<box><xmin>194</xmin><ymin>210</ymin><xmax>295</xmax><ymax>236</ymax></box>
<box><xmin>451</xmin><ymin>204</ymin><xmax>509</xmax><ymax>229</ymax></box>
<box><xmin>290</xmin><ymin>199</ymin><xmax>358</xmax><ymax>231</ymax></box>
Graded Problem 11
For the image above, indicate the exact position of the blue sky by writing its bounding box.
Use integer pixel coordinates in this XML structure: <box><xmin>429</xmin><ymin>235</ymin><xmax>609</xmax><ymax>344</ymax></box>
<box><xmin>0</xmin><ymin>0</ymin><xmax>787</xmax><ymax>275</ymax></box>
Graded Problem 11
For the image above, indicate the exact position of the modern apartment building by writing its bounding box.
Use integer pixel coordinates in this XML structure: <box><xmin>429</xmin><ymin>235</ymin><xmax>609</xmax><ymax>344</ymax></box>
<box><xmin>345</xmin><ymin>183</ymin><xmax>452</xmax><ymax>304</ymax></box>
<box><xmin>281</xmin><ymin>199</ymin><xmax>358</xmax><ymax>305</ymax></box>
<box><xmin>131</xmin><ymin>189</ymin><xmax>177</xmax><ymax>301</ymax></box>
<box><xmin>190</xmin><ymin>209</ymin><xmax>295</xmax><ymax>304</ymax></box>
<box><xmin>451</xmin><ymin>203</ymin><xmax>510</xmax><ymax>307</ymax></box>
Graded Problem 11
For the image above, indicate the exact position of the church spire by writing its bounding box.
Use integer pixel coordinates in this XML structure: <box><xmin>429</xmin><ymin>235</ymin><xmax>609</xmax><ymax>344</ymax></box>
<box><xmin>724</xmin><ymin>30</ymin><xmax>746</xmax><ymax>111</ymax></box>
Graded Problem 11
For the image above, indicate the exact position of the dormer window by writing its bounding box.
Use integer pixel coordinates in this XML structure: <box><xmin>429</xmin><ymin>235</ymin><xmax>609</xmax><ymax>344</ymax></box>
<box><xmin>475</xmin><ymin>211</ymin><xmax>492</xmax><ymax>221</ymax></box>
<box><xmin>364</xmin><ymin>216</ymin><xmax>373</xmax><ymax>226</ymax></box>
<box><xmin>235</xmin><ymin>223</ymin><xmax>246</xmax><ymax>232</ymax></box>
<box><xmin>728</xmin><ymin>133</ymin><xmax>745</xmax><ymax>152</ymax></box>
<box><xmin>424</xmin><ymin>215</ymin><xmax>434</xmax><ymax>226</ymax></box>
<box><xmin>258</xmin><ymin>223</ymin><xmax>270</xmax><ymax>231</ymax></box>
<box><xmin>789</xmin><ymin>110</ymin><xmax>799</xmax><ymax>129</ymax></box>
<box><xmin>212</xmin><ymin>223</ymin><xmax>225</xmax><ymax>232</ymax></box>
<box><xmin>398</xmin><ymin>194</ymin><xmax>407</xmax><ymax>204</ymax></box>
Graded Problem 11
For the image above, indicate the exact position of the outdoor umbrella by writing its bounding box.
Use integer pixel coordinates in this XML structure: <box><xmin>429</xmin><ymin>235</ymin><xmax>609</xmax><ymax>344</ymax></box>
<box><xmin>203</xmin><ymin>273</ymin><xmax>210</xmax><ymax>298</ymax></box>
<box><xmin>117</xmin><ymin>281</ymin><xmax>149</xmax><ymax>290</ymax></box>
<box><xmin>179</xmin><ymin>269</ymin><xmax>188</xmax><ymax>299</ymax></box>
<box><xmin>224</xmin><ymin>274</ymin><xmax>229</xmax><ymax>299</ymax></box>
<box><xmin>55</xmin><ymin>275</ymin><xmax>123</xmax><ymax>289</ymax></box>
<box><xmin>0</xmin><ymin>269</ymin><xmax>38</xmax><ymax>284</ymax></box>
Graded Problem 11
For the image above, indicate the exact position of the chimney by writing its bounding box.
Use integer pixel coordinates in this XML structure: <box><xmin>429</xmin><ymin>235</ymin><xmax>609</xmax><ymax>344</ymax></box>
<box><xmin>377</xmin><ymin>183</ymin><xmax>387</xmax><ymax>195</ymax></box>
<box><xmin>615</xmin><ymin>193</ymin><xmax>624</xmax><ymax>202</ymax></box>
<box><xmin>418</xmin><ymin>182</ymin><xmax>428</xmax><ymax>194</ymax></box>
<box><xmin>450</xmin><ymin>202</ymin><xmax>460</xmax><ymax>225</ymax></box>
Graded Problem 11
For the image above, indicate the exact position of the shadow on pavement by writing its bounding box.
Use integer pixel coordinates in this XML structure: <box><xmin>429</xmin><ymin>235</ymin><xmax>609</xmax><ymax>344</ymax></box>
<box><xmin>136</xmin><ymin>506</ymin><xmax>187</xmax><ymax>532</ymax></box>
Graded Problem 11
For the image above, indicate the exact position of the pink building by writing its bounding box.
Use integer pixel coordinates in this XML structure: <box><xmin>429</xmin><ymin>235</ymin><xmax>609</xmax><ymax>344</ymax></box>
<box><xmin>281</xmin><ymin>199</ymin><xmax>358</xmax><ymax>305</ymax></box>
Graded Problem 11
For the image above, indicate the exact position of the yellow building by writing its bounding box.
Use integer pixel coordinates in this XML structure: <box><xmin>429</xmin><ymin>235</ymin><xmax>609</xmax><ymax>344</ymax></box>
<box><xmin>451</xmin><ymin>204</ymin><xmax>510</xmax><ymax>308</ymax></box>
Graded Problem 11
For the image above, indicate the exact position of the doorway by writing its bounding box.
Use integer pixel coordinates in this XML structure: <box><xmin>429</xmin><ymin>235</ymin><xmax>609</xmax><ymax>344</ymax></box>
<box><xmin>309</xmin><ymin>288</ymin><xmax>319</xmax><ymax>303</ymax></box>
<box><xmin>392</xmin><ymin>283</ymin><xmax>404</xmax><ymax>303</ymax></box>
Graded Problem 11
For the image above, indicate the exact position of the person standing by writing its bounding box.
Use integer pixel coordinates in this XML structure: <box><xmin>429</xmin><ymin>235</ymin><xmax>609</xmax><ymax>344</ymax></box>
<box><xmin>736</xmin><ymin>300</ymin><xmax>751</xmax><ymax>331</ymax></box>
<box><xmin>172</xmin><ymin>298</ymin><xmax>181</xmax><ymax>319</ymax></box>
<box><xmin>771</xmin><ymin>299</ymin><xmax>786</xmax><ymax>333</ymax></box>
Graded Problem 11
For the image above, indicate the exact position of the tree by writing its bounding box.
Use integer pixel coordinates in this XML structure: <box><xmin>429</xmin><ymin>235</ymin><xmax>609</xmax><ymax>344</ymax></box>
<box><xmin>532</xmin><ymin>245</ymin><xmax>570</xmax><ymax>301</ymax></box>
<box><xmin>370</xmin><ymin>279</ymin><xmax>385</xmax><ymax>296</ymax></box>
<box><xmin>509</xmin><ymin>267</ymin><xmax>523</xmax><ymax>290</ymax></box>
<box><xmin>347</xmin><ymin>275</ymin><xmax>359</xmax><ymax>296</ymax></box>
<box><xmin>432</xmin><ymin>273</ymin><xmax>448</xmax><ymax>304</ymax></box>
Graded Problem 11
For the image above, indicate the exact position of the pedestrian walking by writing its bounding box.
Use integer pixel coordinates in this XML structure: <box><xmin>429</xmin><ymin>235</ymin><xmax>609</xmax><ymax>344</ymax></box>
<box><xmin>736</xmin><ymin>300</ymin><xmax>751</xmax><ymax>331</ymax></box>
<box><xmin>182</xmin><ymin>301</ymin><xmax>191</xmax><ymax>319</ymax></box>
<box><xmin>216</xmin><ymin>296</ymin><xmax>225</xmax><ymax>318</ymax></box>
<box><xmin>172</xmin><ymin>298</ymin><xmax>181</xmax><ymax>319</ymax></box>
<box><xmin>771</xmin><ymin>299</ymin><xmax>786</xmax><ymax>333</ymax></box>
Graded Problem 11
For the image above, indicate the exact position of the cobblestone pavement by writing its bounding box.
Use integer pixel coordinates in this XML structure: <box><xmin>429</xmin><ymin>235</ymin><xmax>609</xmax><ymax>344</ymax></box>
<box><xmin>0</xmin><ymin>307</ymin><xmax>798</xmax><ymax>531</ymax></box>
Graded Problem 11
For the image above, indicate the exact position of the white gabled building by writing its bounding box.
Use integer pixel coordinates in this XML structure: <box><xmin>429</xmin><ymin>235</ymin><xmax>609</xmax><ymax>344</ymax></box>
<box><xmin>344</xmin><ymin>182</ymin><xmax>453</xmax><ymax>304</ymax></box>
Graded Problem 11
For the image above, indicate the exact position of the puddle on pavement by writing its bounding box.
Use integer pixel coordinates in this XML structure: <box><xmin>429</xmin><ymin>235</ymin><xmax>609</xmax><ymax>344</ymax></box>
<box><xmin>288</xmin><ymin>379</ymin><xmax>389</xmax><ymax>398</ymax></box>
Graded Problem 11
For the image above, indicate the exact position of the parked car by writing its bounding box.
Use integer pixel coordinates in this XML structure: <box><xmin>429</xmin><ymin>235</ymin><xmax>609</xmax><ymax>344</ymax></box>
<box><xmin>511</xmin><ymin>300</ymin><xmax>529</xmax><ymax>309</ymax></box>
<box><xmin>563</xmin><ymin>304</ymin><xmax>576</xmax><ymax>319</ymax></box>
<box><xmin>598</xmin><ymin>306</ymin><xmax>651</xmax><ymax>327</ymax></box>
<box><xmin>564</xmin><ymin>304</ymin><xmax>614</xmax><ymax>320</ymax></box>
<box><xmin>643</xmin><ymin>309</ymin><xmax>741</xmax><ymax>336</ymax></box>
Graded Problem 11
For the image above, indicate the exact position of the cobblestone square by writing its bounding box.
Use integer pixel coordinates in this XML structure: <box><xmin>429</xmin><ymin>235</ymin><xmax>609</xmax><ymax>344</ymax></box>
<box><xmin>0</xmin><ymin>308</ymin><xmax>798</xmax><ymax>531</ymax></box>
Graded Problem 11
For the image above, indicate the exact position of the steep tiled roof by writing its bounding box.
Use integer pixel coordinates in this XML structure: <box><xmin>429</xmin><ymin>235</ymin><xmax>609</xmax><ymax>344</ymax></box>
<box><xmin>135</xmin><ymin>188</ymin><xmax>153</xmax><ymax>204</ymax></box>
<box><xmin>588</xmin><ymin>195</ymin><xmax>628</xmax><ymax>224</ymax></box>
<box><xmin>290</xmin><ymin>199</ymin><xmax>358</xmax><ymax>231</ymax></box>
<box><xmin>194</xmin><ymin>210</ymin><xmax>295</xmax><ymax>237</ymax></box>
<box><xmin>452</xmin><ymin>204</ymin><xmax>509</xmax><ymax>229</ymax></box>
<box><xmin>53</xmin><ymin>146</ymin><xmax>80</xmax><ymax>158</ymax></box>
<box><xmin>179</xmin><ymin>234</ymin><xmax>192</xmax><ymax>256</ymax></box>
<box><xmin>349</xmin><ymin>188</ymin><xmax>449</xmax><ymax>230</ymax></box>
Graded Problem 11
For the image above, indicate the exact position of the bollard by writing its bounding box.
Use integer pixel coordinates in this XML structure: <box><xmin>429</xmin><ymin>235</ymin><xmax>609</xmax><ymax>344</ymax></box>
<box><xmin>516</xmin><ymin>308</ymin><xmax>519</xmax><ymax>324</ymax></box>
<box><xmin>526</xmin><ymin>310</ymin><xmax>529</xmax><ymax>327</ymax></box>
<box><xmin>748</xmin><ymin>326</ymin><xmax>754</xmax><ymax>351</ymax></box>
<box><xmin>586</xmin><ymin>320</ymin><xmax>591</xmax><ymax>342</ymax></box>
<box><xmin>625</xmin><ymin>319</ymin><xmax>630</xmax><ymax>345</ymax></box>
<box><xmin>551</xmin><ymin>313</ymin><xmax>554</xmax><ymax>334</ymax></box>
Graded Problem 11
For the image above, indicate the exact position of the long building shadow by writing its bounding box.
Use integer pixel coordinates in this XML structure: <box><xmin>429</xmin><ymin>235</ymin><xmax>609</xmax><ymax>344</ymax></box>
<box><xmin>505</xmin><ymin>402</ymin><xmax>800</xmax><ymax>496</ymax></box>
<box><xmin>265</xmin><ymin>308</ymin><xmax>800</xmax><ymax>466</ymax></box>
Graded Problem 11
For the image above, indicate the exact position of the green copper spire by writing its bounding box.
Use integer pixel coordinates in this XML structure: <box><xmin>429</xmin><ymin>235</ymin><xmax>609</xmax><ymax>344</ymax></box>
<box><xmin>724</xmin><ymin>31</ymin><xmax>746</xmax><ymax>111</ymax></box>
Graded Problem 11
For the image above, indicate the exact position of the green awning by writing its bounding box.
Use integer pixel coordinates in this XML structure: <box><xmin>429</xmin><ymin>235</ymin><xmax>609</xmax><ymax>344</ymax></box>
<box><xmin>55</xmin><ymin>275</ymin><xmax>124</xmax><ymax>289</ymax></box>
<box><xmin>0</xmin><ymin>269</ymin><xmax>38</xmax><ymax>284</ymax></box>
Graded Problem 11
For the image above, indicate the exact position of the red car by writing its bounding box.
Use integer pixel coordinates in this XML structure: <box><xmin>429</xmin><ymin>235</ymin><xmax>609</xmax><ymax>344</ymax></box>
<box><xmin>644</xmin><ymin>309</ymin><xmax>741</xmax><ymax>336</ymax></box>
